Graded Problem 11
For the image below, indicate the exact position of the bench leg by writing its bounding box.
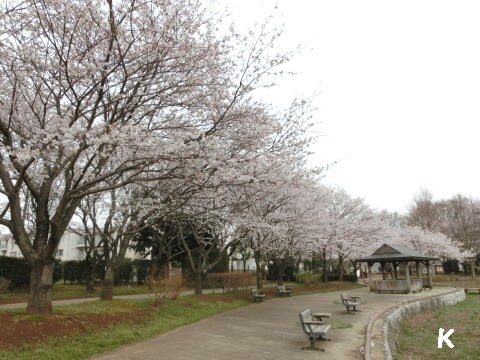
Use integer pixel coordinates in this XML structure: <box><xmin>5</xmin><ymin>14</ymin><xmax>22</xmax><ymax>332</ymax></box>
<box><xmin>301</xmin><ymin>338</ymin><xmax>324</xmax><ymax>351</ymax></box>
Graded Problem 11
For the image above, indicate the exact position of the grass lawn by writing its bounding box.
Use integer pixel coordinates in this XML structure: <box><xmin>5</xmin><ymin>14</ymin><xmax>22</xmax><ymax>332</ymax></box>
<box><xmin>432</xmin><ymin>275</ymin><xmax>480</xmax><ymax>289</ymax></box>
<box><xmin>0</xmin><ymin>281</ymin><xmax>361</xmax><ymax>359</ymax></box>
<box><xmin>0</xmin><ymin>292</ymin><xmax>251</xmax><ymax>360</ymax></box>
<box><xmin>395</xmin><ymin>294</ymin><xmax>480</xmax><ymax>360</ymax></box>
<box><xmin>0</xmin><ymin>283</ymin><xmax>151</xmax><ymax>304</ymax></box>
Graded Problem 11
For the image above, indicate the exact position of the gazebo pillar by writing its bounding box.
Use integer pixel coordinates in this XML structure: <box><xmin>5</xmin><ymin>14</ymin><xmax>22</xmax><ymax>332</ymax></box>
<box><xmin>415</xmin><ymin>261</ymin><xmax>423</xmax><ymax>290</ymax></box>
<box><xmin>405</xmin><ymin>262</ymin><xmax>411</xmax><ymax>293</ymax></box>
<box><xmin>392</xmin><ymin>261</ymin><xmax>398</xmax><ymax>279</ymax></box>
<box><xmin>367</xmin><ymin>262</ymin><xmax>373</xmax><ymax>291</ymax></box>
<box><xmin>426</xmin><ymin>260</ymin><xmax>433</xmax><ymax>289</ymax></box>
<box><xmin>380</xmin><ymin>262</ymin><xmax>386</xmax><ymax>280</ymax></box>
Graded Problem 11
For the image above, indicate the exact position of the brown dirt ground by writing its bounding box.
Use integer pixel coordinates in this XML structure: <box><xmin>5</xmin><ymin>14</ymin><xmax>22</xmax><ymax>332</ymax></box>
<box><xmin>0</xmin><ymin>309</ymin><xmax>151</xmax><ymax>349</ymax></box>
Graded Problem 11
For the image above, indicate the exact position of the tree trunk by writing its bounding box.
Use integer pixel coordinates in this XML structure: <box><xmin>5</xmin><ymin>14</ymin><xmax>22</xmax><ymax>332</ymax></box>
<box><xmin>339</xmin><ymin>257</ymin><xmax>344</xmax><ymax>281</ymax></box>
<box><xmin>193</xmin><ymin>269</ymin><xmax>203</xmax><ymax>295</ymax></box>
<box><xmin>321</xmin><ymin>249</ymin><xmax>328</xmax><ymax>282</ymax></box>
<box><xmin>254</xmin><ymin>251</ymin><xmax>263</xmax><ymax>289</ymax></box>
<box><xmin>27</xmin><ymin>262</ymin><xmax>54</xmax><ymax>314</ymax></box>
<box><xmin>101</xmin><ymin>263</ymin><xmax>114</xmax><ymax>300</ymax></box>
<box><xmin>85</xmin><ymin>257</ymin><xmax>96</xmax><ymax>293</ymax></box>
<box><xmin>276</xmin><ymin>260</ymin><xmax>285</xmax><ymax>285</ymax></box>
<box><xmin>86</xmin><ymin>274</ymin><xmax>95</xmax><ymax>293</ymax></box>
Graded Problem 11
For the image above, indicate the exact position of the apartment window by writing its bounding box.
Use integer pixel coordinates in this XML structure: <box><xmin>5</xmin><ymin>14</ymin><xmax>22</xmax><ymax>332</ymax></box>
<box><xmin>57</xmin><ymin>249</ymin><xmax>64</xmax><ymax>257</ymax></box>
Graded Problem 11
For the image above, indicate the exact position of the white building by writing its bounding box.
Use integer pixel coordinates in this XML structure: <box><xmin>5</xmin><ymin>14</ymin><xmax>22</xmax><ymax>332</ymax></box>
<box><xmin>229</xmin><ymin>251</ymin><xmax>257</xmax><ymax>272</ymax></box>
<box><xmin>0</xmin><ymin>231</ymin><xmax>139</xmax><ymax>261</ymax></box>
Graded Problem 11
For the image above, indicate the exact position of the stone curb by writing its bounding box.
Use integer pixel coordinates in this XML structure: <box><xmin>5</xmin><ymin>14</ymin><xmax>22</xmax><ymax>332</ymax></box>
<box><xmin>363</xmin><ymin>287</ymin><xmax>464</xmax><ymax>360</ymax></box>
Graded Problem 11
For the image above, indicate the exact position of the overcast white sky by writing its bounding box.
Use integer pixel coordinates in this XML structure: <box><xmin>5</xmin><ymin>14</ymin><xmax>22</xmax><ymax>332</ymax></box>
<box><xmin>222</xmin><ymin>0</ymin><xmax>480</xmax><ymax>214</ymax></box>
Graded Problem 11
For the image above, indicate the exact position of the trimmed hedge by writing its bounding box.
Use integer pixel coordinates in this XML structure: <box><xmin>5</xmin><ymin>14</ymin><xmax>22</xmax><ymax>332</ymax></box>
<box><xmin>62</xmin><ymin>260</ymin><xmax>106</xmax><ymax>284</ymax></box>
<box><xmin>207</xmin><ymin>272</ymin><xmax>254</xmax><ymax>290</ymax></box>
<box><xmin>295</xmin><ymin>272</ymin><xmax>357</xmax><ymax>283</ymax></box>
<box><xmin>0</xmin><ymin>256</ymin><xmax>62</xmax><ymax>289</ymax></box>
<box><xmin>326</xmin><ymin>274</ymin><xmax>357</xmax><ymax>282</ymax></box>
<box><xmin>62</xmin><ymin>259</ymin><xmax>150</xmax><ymax>285</ymax></box>
<box><xmin>0</xmin><ymin>256</ymin><xmax>152</xmax><ymax>289</ymax></box>
<box><xmin>114</xmin><ymin>261</ymin><xmax>134</xmax><ymax>285</ymax></box>
<box><xmin>63</xmin><ymin>260</ymin><xmax>89</xmax><ymax>284</ymax></box>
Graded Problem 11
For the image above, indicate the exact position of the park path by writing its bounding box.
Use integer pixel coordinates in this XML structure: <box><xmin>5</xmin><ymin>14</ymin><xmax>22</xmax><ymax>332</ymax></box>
<box><xmin>90</xmin><ymin>286</ymin><xmax>456</xmax><ymax>360</ymax></box>
<box><xmin>0</xmin><ymin>288</ymin><xmax>225</xmax><ymax>310</ymax></box>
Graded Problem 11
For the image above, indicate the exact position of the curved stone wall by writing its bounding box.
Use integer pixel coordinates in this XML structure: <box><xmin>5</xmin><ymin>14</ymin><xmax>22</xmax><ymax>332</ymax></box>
<box><xmin>382</xmin><ymin>289</ymin><xmax>466</xmax><ymax>360</ymax></box>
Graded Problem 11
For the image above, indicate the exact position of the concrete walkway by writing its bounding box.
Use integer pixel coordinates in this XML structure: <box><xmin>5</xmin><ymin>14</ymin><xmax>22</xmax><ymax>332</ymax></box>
<box><xmin>90</xmin><ymin>286</ymin><xmax>456</xmax><ymax>360</ymax></box>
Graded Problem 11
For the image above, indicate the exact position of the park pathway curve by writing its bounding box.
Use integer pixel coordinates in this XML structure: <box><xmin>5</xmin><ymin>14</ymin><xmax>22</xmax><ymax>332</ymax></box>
<box><xmin>90</xmin><ymin>286</ymin><xmax>456</xmax><ymax>360</ymax></box>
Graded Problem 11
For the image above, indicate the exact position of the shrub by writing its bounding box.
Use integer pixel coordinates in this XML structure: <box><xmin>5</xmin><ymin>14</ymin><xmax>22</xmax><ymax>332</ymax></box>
<box><xmin>52</xmin><ymin>260</ymin><xmax>63</xmax><ymax>283</ymax></box>
<box><xmin>442</xmin><ymin>259</ymin><xmax>460</xmax><ymax>274</ymax></box>
<box><xmin>0</xmin><ymin>256</ymin><xmax>31</xmax><ymax>288</ymax></box>
<box><xmin>63</xmin><ymin>261</ymin><xmax>86</xmax><ymax>284</ymax></box>
<box><xmin>296</xmin><ymin>271</ymin><xmax>320</xmax><ymax>285</ymax></box>
<box><xmin>0</xmin><ymin>257</ymin><xmax>62</xmax><ymax>289</ymax></box>
<box><xmin>326</xmin><ymin>274</ymin><xmax>357</xmax><ymax>282</ymax></box>
<box><xmin>149</xmin><ymin>275</ymin><xmax>185</xmax><ymax>306</ymax></box>
<box><xmin>0</xmin><ymin>276</ymin><xmax>10</xmax><ymax>293</ymax></box>
<box><xmin>208</xmin><ymin>252</ymin><xmax>230</xmax><ymax>274</ymax></box>
<box><xmin>207</xmin><ymin>272</ymin><xmax>254</xmax><ymax>291</ymax></box>
<box><xmin>114</xmin><ymin>260</ymin><xmax>134</xmax><ymax>285</ymax></box>
<box><xmin>266</xmin><ymin>261</ymin><xmax>296</xmax><ymax>282</ymax></box>
<box><xmin>62</xmin><ymin>259</ymin><xmax>105</xmax><ymax>284</ymax></box>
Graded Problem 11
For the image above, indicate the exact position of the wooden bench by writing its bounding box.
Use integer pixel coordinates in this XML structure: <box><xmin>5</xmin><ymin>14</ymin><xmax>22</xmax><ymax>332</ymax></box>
<box><xmin>298</xmin><ymin>309</ymin><xmax>331</xmax><ymax>351</ymax></box>
<box><xmin>276</xmin><ymin>285</ymin><xmax>293</xmax><ymax>296</ymax></box>
<box><xmin>464</xmin><ymin>287</ymin><xmax>480</xmax><ymax>294</ymax></box>
<box><xmin>340</xmin><ymin>293</ymin><xmax>361</xmax><ymax>313</ymax></box>
<box><xmin>251</xmin><ymin>288</ymin><xmax>265</xmax><ymax>302</ymax></box>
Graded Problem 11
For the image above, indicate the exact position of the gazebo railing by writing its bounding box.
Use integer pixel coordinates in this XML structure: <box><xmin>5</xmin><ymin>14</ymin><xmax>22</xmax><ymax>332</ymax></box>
<box><xmin>370</xmin><ymin>279</ymin><xmax>423</xmax><ymax>293</ymax></box>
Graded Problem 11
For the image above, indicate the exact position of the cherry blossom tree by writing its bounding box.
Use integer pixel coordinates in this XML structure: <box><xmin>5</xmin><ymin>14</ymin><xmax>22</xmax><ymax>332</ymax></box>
<box><xmin>310</xmin><ymin>188</ymin><xmax>383</xmax><ymax>281</ymax></box>
<box><xmin>0</xmin><ymin>0</ymin><xmax>292</xmax><ymax>313</ymax></box>
<box><xmin>382</xmin><ymin>225</ymin><xmax>467</xmax><ymax>261</ymax></box>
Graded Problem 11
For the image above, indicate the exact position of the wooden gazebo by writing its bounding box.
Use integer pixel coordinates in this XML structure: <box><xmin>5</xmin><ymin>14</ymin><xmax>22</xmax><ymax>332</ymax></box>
<box><xmin>356</xmin><ymin>243</ymin><xmax>437</xmax><ymax>294</ymax></box>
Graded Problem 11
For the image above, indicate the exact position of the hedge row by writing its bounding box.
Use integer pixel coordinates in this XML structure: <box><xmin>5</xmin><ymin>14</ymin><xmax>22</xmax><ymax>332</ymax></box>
<box><xmin>207</xmin><ymin>272</ymin><xmax>254</xmax><ymax>290</ymax></box>
<box><xmin>63</xmin><ymin>260</ymin><xmax>105</xmax><ymax>284</ymax></box>
<box><xmin>295</xmin><ymin>271</ymin><xmax>357</xmax><ymax>283</ymax></box>
<box><xmin>0</xmin><ymin>256</ymin><xmax>150</xmax><ymax>289</ymax></box>
<box><xmin>0</xmin><ymin>257</ymin><xmax>62</xmax><ymax>289</ymax></box>
<box><xmin>63</xmin><ymin>259</ymin><xmax>150</xmax><ymax>285</ymax></box>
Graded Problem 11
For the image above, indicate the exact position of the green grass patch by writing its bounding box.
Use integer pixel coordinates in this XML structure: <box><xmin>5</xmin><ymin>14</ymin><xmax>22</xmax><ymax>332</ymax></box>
<box><xmin>432</xmin><ymin>275</ymin><xmax>480</xmax><ymax>288</ymax></box>
<box><xmin>0</xmin><ymin>294</ymin><xmax>249</xmax><ymax>360</ymax></box>
<box><xmin>395</xmin><ymin>294</ymin><xmax>480</xmax><ymax>359</ymax></box>
<box><xmin>0</xmin><ymin>283</ymin><xmax>151</xmax><ymax>304</ymax></box>
<box><xmin>323</xmin><ymin>318</ymin><xmax>352</xmax><ymax>329</ymax></box>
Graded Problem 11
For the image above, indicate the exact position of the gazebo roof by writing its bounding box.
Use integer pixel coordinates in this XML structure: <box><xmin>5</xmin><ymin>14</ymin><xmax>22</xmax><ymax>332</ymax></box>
<box><xmin>356</xmin><ymin>243</ymin><xmax>438</xmax><ymax>262</ymax></box>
